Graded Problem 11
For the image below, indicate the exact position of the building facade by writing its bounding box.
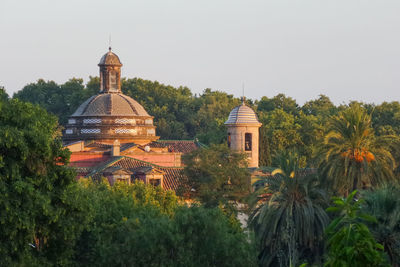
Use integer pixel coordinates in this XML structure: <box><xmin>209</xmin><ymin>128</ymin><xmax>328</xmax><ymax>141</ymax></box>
<box><xmin>225</xmin><ymin>99</ymin><xmax>262</xmax><ymax>168</ymax></box>
<box><xmin>63</xmin><ymin>48</ymin><xmax>200</xmax><ymax>189</ymax></box>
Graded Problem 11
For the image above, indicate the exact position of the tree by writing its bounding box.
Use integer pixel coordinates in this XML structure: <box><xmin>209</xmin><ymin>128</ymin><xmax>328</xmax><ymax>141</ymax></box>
<box><xmin>301</xmin><ymin>94</ymin><xmax>337</xmax><ymax>119</ymax></box>
<box><xmin>73</xmin><ymin>180</ymin><xmax>179</xmax><ymax>265</ymax></box>
<box><xmin>182</xmin><ymin>144</ymin><xmax>250</xmax><ymax>210</ymax></box>
<box><xmin>296</xmin><ymin>111</ymin><xmax>325</xmax><ymax>166</ymax></box>
<box><xmin>318</xmin><ymin>104</ymin><xmax>399</xmax><ymax>195</ymax></box>
<box><xmin>258</xmin><ymin>108</ymin><xmax>303</xmax><ymax>160</ymax></box>
<box><xmin>0</xmin><ymin>98</ymin><xmax>89</xmax><ymax>265</ymax></box>
<box><xmin>361</xmin><ymin>185</ymin><xmax>400</xmax><ymax>266</ymax></box>
<box><xmin>371</xmin><ymin>101</ymin><xmax>400</xmax><ymax>136</ymax></box>
<box><xmin>259</xmin><ymin>126</ymin><xmax>272</xmax><ymax>167</ymax></box>
<box><xmin>122</xmin><ymin>77</ymin><xmax>197</xmax><ymax>140</ymax></box>
<box><xmin>13</xmin><ymin>78</ymin><xmax>94</xmax><ymax>124</ymax></box>
<box><xmin>325</xmin><ymin>190</ymin><xmax>388</xmax><ymax>267</ymax></box>
<box><xmin>249</xmin><ymin>151</ymin><xmax>329</xmax><ymax>267</ymax></box>
<box><xmin>194</xmin><ymin>89</ymin><xmax>241</xmax><ymax>144</ymax></box>
<box><xmin>74</xmin><ymin>180</ymin><xmax>257</xmax><ymax>267</ymax></box>
<box><xmin>257</xmin><ymin>94</ymin><xmax>299</xmax><ymax>115</ymax></box>
<box><xmin>0</xmin><ymin>86</ymin><xmax>8</xmax><ymax>101</ymax></box>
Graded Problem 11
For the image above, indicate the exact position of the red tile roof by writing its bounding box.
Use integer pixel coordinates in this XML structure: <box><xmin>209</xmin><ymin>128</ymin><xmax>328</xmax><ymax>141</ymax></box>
<box><xmin>86</xmin><ymin>156</ymin><xmax>187</xmax><ymax>191</ymax></box>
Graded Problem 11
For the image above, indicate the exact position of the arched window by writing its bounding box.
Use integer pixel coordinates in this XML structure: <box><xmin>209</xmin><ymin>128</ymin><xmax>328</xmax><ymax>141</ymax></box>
<box><xmin>227</xmin><ymin>133</ymin><xmax>231</xmax><ymax>148</ymax></box>
<box><xmin>109</xmin><ymin>71</ymin><xmax>118</xmax><ymax>91</ymax></box>
<box><xmin>245</xmin><ymin>133</ymin><xmax>252</xmax><ymax>151</ymax></box>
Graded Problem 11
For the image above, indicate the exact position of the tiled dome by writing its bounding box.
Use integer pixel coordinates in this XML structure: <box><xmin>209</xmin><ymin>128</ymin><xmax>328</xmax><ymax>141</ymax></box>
<box><xmin>225</xmin><ymin>103</ymin><xmax>260</xmax><ymax>125</ymax></box>
<box><xmin>63</xmin><ymin>48</ymin><xmax>158</xmax><ymax>144</ymax></box>
<box><xmin>72</xmin><ymin>93</ymin><xmax>149</xmax><ymax>117</ymax></box>
<box><xmin>98</xmin><ymin>47</ymin><xmax>122</xmax><ymax>66</ymax></box>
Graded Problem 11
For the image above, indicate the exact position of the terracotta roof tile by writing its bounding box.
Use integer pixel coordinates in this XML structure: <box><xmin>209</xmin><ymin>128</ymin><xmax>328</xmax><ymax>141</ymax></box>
<box><xmin>87</xmin><ymin>156</ymin><xmax>187</xmax><ymax>191</ymax></box>
<box><xmin>120</xmin><ymin>143</ymin><xmax>137</xmax><ymax>152</ymax></box>
<box><xmin>72</xmin><ymin>93</ymin><xmax>150</xmax><ymax>117</ymax></box>
<box><xmin>85</xmin><ymin>142</ymin><xmax>112</xmax><ymax>149</ymax></box>
<box><xmin>157</xmin><ymin>140</ymin><xmax>200</xmax><ymax>153</ymax></box>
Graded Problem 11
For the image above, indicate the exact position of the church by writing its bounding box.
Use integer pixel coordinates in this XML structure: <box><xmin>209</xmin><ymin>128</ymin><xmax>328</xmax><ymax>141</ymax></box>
<box><xmin>63</xmin><ymin>48</ymin><xmax>262</xmax><ymax>191</ymax></box>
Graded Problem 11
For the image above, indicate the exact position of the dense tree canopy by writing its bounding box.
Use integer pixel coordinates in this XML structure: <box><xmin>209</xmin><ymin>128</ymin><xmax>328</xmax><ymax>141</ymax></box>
<box><xmin>11</xmin><ymin>77</ymin><xmax>400</xmax><ymax>171</ymax></box>
<box><xmin>0</xmin><ymin>97</ymin><xmax>89</xmax><ymax>266</ymax></box>
<box><xmin>182</xmin><ymin>144</ymin><xmax>250</xmax><ymax>211</ymax></box>
<box><xmin>4</xmin><ymin>76</ymin><xmax>400</xmax><ymax>266</ymax></box>
<box><xmin>74</xmin><ymin>180</ymin><xmax>257</xmax><ymax>267</ymax></box>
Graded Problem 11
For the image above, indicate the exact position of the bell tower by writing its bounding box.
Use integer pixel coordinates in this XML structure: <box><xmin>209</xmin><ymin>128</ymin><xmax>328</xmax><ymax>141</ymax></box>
<box><xmin>225</xmin><ymin>99</ymin><xmax>262</xmax><ymax>168</ymax></box>
<box><xmin>98</xmin><ymin>47</ymin><xmax>123</xmax><ymax>93</ymax></box>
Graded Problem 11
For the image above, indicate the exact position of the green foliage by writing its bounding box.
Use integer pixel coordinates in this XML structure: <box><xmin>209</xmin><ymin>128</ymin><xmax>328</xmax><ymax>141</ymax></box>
<box><xmin>0</xmin><ymin>98</ymin><xmax>89</xmax><ymax>266</ymax></box>
<box><xmin>318</xmin><ymin>104</ymin><xmax>399</xmax><ymax>195</ymax></box>
<box><xmin>123</xmin><ymin>79</ymin><xmax>240</xmax><ymax>143</ymax></box>
<box><xmin>325</xmin><ymin>190</ymin><xmax>388</xmax><ymax>267</ymax></box>
<box><xmin>194</xmin><ymin>89</ymin><xmax>241</xmax><ymax>144</ymax></box>
<box><xmin>0</xmin><ymin>86</ymin><xmax>9</xmax><ymax>101</ymax></box>
<box><xmin>182</xmin><ymin>144</ymin><xmax>251</xmax><ymax>210</ymax></box>
<box><xmin>361</xmin><ymin>185</ymin><xmax>400</xmax><ymax>265</ymax></box>
<box><xmin>13</xmin><ymin>78</ymin><xmax>96</xmax><ymax>124</ymax></box>
<box><xmin>372</xmin><ymin>101</ymin><xmax>400</xmax><ymax>136</ymax></box>
<box><xmin>301</xmin><ymin>94</ymin><xmax>338</xmax><ymax>119</ymax></box>
<box><xmin>249</xmin><ymin>152</ymin><xmax>329</xmax><ymax>267</ymax></box>
<box><xmin>122</xmin><ymin>78</ymin><xmax>195</xmax><ymax>140</ymax></box>
<box><xmin>12</xmin><ymin>77</ymin><xmax>400</xmax><ymax>167</ymax></box>
<box><xmin>257</xmin><ymin>93</ymin><xmax>299</xmax><ymax>115</ymax></box>
<box><xmin>74</xmin><ymin>180</ymin><xmax>256</xmax><ymax>266</ymax></box>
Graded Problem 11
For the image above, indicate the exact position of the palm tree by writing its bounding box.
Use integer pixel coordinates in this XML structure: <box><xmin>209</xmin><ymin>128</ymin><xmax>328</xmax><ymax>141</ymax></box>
<box><xmin>249</xmin><ymin>151</ymin><xmax>329</xmax><ymax>267</ymax></box>
<box><xmin>362</xmin><ymin>185</ymin><xmax>400</xmax><ymax>266</ymax></box>
<box><xmin>318</xmin><ymin>104</ymin><xmax>398</xmax><ymax>195</ymax></box>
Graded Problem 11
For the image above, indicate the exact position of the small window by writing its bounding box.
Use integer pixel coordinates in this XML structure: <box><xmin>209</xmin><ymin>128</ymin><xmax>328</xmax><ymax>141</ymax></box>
<box><xmin>227</xmin><ymin>133</ymin><xmax>231</xmax><ymax>148</ymax></box>
<box><xmin>245</xmin><ymin>133</ymin><xmax>252</xmax><ymax>151</ymax></box>
<box><xmin>109</xmin><ymin>72</ymin><xmax>118</xmax><ymax>91</ymax></box>
<box><xmin>149</xmin><ymin>179</ymin><xmax>161</xmax><ymax>187</ymax></box>
<box><xmin>83</xmin><ymin>118</ymin><xmax>101</xmax><ymax>124</ymax></box>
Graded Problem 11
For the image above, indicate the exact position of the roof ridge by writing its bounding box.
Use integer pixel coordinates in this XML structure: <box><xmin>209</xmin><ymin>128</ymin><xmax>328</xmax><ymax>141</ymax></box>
<box><xmin>119</xmin><ymin>93</ymin><xmax>139</xmax><ymax>115</ymax></box>
<box><xmin>106</xmin><ymin>93</ymin><xmax>112</xmax><ymax>115</ymax></box>
<box><xmin>81</xmin><ymin>95</ymin><xmax>99</xmax><ymax>115</ymax></box>
<box><xmin>85</xmin><ymin>156</ymin><xmax>124</xmax><ymax>177</ymax></box>
<box><xmin>121</xmin><ymin>155</ymin><xmax>184</xmax><ymax>170</ymax></box>
<box><xmin>158</xmin><ymin>139</ymin><xmax>196</xmax><ymax>142</ymax></box>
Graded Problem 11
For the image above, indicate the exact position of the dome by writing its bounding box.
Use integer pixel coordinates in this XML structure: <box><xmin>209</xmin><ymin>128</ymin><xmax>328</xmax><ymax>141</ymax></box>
<box><xmin>63</xmin><ymin>48</ymin><xmax>158</xmax><ymax>144</ymax></box>
<box><xmin>225</xmin><ymin>103</ymin><xmax>260</xmax><ymax>125</ymax></box>
<box><xmin>72</xmin><ymin>93</ymin><xmax>150</xmax><ymax>117</ymax></box>
<box><xmin>98</xmin><ymin>47</ymin><xmax>122</xmax><ymax>66</ymax></box>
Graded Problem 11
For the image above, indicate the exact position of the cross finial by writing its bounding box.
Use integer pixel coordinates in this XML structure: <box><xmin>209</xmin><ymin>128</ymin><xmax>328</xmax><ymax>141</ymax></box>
<box><xmin>109</xmin><ymin>34</ymin><xmax>112</xmax><ymax>51</ymax></box>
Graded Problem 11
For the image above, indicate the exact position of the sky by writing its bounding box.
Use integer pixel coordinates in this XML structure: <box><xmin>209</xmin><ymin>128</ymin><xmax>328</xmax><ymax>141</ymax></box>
<box><xmin>0</xmin><ymin>0</ymin><xmax>399</xmax><ymax>105</ymax></box>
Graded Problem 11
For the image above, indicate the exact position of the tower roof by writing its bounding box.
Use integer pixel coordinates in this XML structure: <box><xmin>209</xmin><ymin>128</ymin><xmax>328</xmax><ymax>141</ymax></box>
<box><xmin>71</xmin><ymin>93</ymin><xmax>150</xmax><ymax>117</ymax></box>
<box><xmin>225</xmin><ymin>102</ymin><xmax>261</xmax><ymax>125</ymax></box>
<box><xmin>63</xmin><ymin>48</ymin><xmax>158</xmax><ymax>144</ymax></box>
<box><xmin>98</xmin><ymin>47</ymin><xmax>122</xmax><ymax>66</ymax></box>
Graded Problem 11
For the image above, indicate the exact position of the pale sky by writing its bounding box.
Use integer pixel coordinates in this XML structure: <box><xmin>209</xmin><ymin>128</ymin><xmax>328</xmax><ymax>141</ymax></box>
<box><xmin>1</xmin><ymin>0</ymin><xmax>399</xmax><ymax>105</ymax></box>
